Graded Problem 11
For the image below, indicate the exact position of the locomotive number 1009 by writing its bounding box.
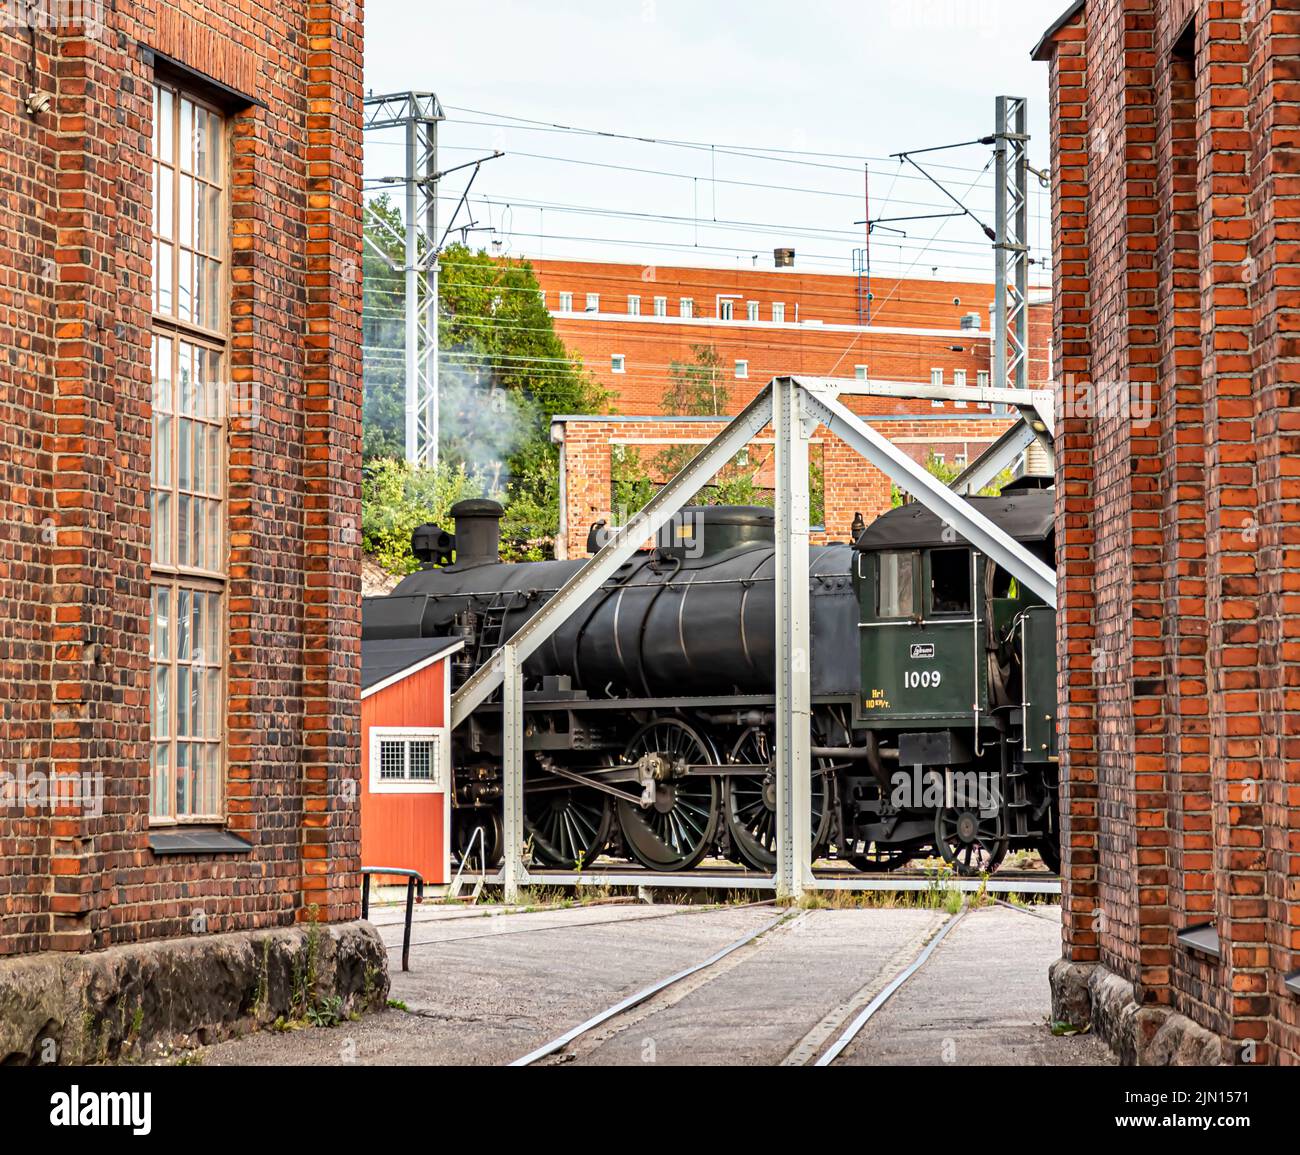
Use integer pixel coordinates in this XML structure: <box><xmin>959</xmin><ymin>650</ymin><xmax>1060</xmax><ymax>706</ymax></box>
<box><xmin>904</xmin><ymin>669</ymin><xmax>943</xmax><ymax>689</ymax></box>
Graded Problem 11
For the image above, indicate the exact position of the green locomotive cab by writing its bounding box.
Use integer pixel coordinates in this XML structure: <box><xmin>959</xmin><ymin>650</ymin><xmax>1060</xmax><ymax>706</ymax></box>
<box><xmin>845</xmin><ymin>487</ymin><xmax>1059</xmax><ymax>874</ymax></box>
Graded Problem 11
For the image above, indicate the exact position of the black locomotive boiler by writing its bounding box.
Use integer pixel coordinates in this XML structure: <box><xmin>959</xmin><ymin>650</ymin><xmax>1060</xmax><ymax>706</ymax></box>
<box><xmin>362</xmin><ymin>492</ymin><xmax>1060</xmax><ymax>876</ymax></box>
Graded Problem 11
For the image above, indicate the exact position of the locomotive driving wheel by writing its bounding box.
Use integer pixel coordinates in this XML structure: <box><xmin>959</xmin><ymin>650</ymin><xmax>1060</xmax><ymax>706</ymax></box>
<box><xmin>525</xmin><ymin>782</ymin><xmax>613</xmax><ymax>869</ymax></box>
<box><xmin>616</xmin><ymin>719</ymin><xmax>720</xmax><ymax>872</ymax></box>
<box><xmin>934</xmin><ymin>806</ymin><xmax>1007</xmax><ymax>875</ymax></box>
<box><xmin>723</xmin><ymin>728</ymin><xmax>830</xmax><ymax>871</ymax></box>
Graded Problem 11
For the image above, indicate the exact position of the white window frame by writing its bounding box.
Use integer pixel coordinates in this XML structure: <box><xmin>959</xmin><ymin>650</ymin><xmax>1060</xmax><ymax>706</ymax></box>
<box><xmin>930</xmin><ymin>368</ymin><xmax>944</xmax><ymax>407</ymax></box>
<box><xmin>953</xmin><ymin>369</ymin><xmax>967</xmax><ymax>407</ymax></box>
<box><xmin>855</xmin><ymin>364</ymin><xmax>868</xmax><ymax>381</ymax></box>
<box><xmin>735</xmin><ymin>359</ymin><xmax>749</xmax><ymax>379</ymax></box>
<box><xmin>772</xmin><ymin>302</ymin><xmax>785</xmax><ymax>323</ymax></box>
<box><xmin>611</xmin><ymin>353</ymin><xmax>626</xmax><ymax>374</ymax></box>
<box><xmin>653</xmin><ymin>295</ymin><xmax>667</xmax><ymax>317</ymax></box>
<box><xmin>681</xmin><ymin>297</ymin><xmax>694</xmax><ymax>318</ymax></box>
<box><xmin>719</xmin><ymin>299</ymin><xmax>734</xmax><ymax>321</ymax></box>
<box><xmin>369</xmin><ymin>727</ymin><xmax>448</xmax><ymax>795</ymax></box>
<box><xmin>585</xmin><ymin>293</ymin><xmax>600</xmax><ymax>313</ymax></box>
<box><xmin>559</xmin><ymin>292</ymin><xmax>573</xmax><ymax>313</ymax></box>
<box><xmin>627</xmin><ymin>294</ymin><xmax>641</xmax><ymax>316</ymax></box>
<box><xmin>746</xmin><ymin>301</ymin><xmax>760</xmax><ymax>322</ymax></box>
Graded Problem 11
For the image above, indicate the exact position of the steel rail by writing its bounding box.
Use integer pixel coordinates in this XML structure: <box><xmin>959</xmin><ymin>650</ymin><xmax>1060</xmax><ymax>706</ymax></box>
<box><xmin>814</xmin><ymin>908</ymin><xmax>967</xmax><ymax>1065</ymax></box>
<box><xmin>508</xmin><ymin>910</ymin><xmax>789</xmax><ymax>1065</ymax></box>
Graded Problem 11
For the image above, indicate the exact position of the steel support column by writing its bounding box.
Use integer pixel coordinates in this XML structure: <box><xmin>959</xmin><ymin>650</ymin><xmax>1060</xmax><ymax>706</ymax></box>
<box><xmin>773</xmin><ymin>379</ymin><xmax>813</xmax><ymax>899</ymax></box>
<box><xmin>501</xmin><ymin>643</ymin><xmax>525</xmax><ymax>903</ymax></box>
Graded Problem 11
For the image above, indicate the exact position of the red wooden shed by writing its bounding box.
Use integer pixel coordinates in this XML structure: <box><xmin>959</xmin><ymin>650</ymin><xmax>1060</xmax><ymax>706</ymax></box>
<box><xmin>360</xmin><ymin>636</ymin><xmax>464</xmax><ymax>886</ymax></box>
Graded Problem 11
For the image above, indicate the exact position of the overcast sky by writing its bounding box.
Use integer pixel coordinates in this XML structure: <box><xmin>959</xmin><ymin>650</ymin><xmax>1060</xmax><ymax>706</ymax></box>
<box><xmin>363</xmin><ymin>0</ymin><xmax>1062</xmax><ymax>283</ymax></box>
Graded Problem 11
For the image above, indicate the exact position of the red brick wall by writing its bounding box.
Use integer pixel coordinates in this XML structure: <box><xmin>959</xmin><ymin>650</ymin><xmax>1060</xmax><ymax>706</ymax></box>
<box><xmin>0</xmin><ymin>1</ymin><xmax>363</xmax><ymax>956</ymax></box>
<box><xmin>529</xmin><ymin>258</ymin><xmax>1053</xmax><ymax>416</ymax></box>
<box><xmin>1040</xmin><ymin>0</ymin><xmax>1300</xmax><ymax>1064</ymax></box>
<box><xmin>555</xmin><ymin>414</ymin><xmax>1013</xmax><ymax>559</ymax></box>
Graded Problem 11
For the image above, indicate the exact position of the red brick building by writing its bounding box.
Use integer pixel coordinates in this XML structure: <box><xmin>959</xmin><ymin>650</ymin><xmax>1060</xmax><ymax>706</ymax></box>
<box><xmin>552</xmin><ymin>413</ymin><xmax>1017</xmax><ymax>559</ymax></box>
<box><xmin>532</xmin><ymin>258</ymin><xmax>1053</xmax><ymax>416</ymax></box>
<box><xmin>1036</xmin><ymin>0</ymin><xmax>1300</xmax><ymax>1064</ymax></box>
<box><xmin>0</xmin><ymin>1</ymin><xmax>380</xmax><ymax>1061</ymax></box>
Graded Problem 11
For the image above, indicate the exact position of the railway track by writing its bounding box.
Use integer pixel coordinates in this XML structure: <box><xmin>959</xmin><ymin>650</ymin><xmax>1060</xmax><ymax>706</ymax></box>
<box><xmin>509</xmin><ymin>904</ymin><xmax>979</xmax><ymax>1067</ymax></box>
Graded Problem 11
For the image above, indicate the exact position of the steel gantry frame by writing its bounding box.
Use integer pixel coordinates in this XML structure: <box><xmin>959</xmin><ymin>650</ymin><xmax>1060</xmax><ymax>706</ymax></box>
<box><xmin>364</xmin><ymin>92</ymin><xmax>444</xmax><ymax>469</ymax></box>
<box><xmin>448</xmin><ymin>376</ymin><xmax>1056</xmax><ymax>901</ymax></box>
<box><xmin>994</xmin><ymin>95</ymin><xmax>1031</xmax><ymax>397</ymax></box>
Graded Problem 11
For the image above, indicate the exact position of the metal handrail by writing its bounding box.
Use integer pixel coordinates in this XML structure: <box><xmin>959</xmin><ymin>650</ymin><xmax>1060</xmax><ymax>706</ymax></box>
<box><xmin>449</xmin><ymin>823</ymin><xmax>487</xmax><ymax>901</ymax></box>
<box><xmin>360</xmin><ymin>867</ymin><xmax>424</xmax><ymax>972</ymax></box>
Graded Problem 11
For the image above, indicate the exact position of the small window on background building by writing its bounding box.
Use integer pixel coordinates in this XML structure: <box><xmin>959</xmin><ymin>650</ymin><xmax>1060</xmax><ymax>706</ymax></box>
<box><xmin>955</xmin><ymin>454</ymin><xmax>967</xmax><ymax>468</ymax></box>
<box><xmin>930</xmin><ymin>368</ymin><xmax>944</xmax><ymax>407</ymax></box>
<box><xmin>559</xmin><ymin>292</ymin><xmax>573</xmax><ymax>312</ymax></box>
<box><xmin>855</xmin><ymin>365</ymin><xmax>868</xmax><ymax>381</ymax></box>
<box><xmin>772</xmin><ymin>302</ymin><xmax>785</xmax><ymax>322</ymax></box>
<box><xmin>654</xmin><ymin>296</ymin><xmax>667</xmax><ymax>317</ymax></box>
<box><xmin>719</xmin><ymin>300</ymin><xmax>734</xmax><ymax>321</ymax></box>
<box><xmin>585</xmin><ymin>293</ymin><xmax>600</xmax><ymax>312</ymax></box>
<box><xmin>735</xmin><ymin>359</ymin><xmax>748</xmax><ymax>379</ymax></box>
<box><xmin>953</xmin><ymin>369</ymin><xmax>967</xmax><ymax>407</ymax></box>
<box><xmin>611</xmin><ymin>354</ymin><xmax>626</xmax><ymax>374</ymax></box>
<box><xmin>627</xmin><ymin>295</ymin><xmax>641</xmax><ymax>316</ymax></box>
<box><xmin>976</xmin><ymin>369</ymin><xmax>990</xmax><ymax>407</ymax></box>
<box><xmin>681</xmin><ymin>298</ymin><xmax>694</xmax><ymax>318</ymax></box>
<box><xmin>747</xmin><ymin>301</ymin><xmax>759</xmax><ymax>322</ymax></box>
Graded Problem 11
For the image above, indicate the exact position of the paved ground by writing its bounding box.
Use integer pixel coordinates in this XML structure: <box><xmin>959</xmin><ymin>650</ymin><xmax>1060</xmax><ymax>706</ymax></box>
<box><xmin>839</xmin><ymin>904</ymin><xmax>1115</xmax><ymax>1066</ymax></box>
<box><xmin>197</xmin><ymin>898</ymin><xmax>1111</xmax><ymax>1067</ymax></box>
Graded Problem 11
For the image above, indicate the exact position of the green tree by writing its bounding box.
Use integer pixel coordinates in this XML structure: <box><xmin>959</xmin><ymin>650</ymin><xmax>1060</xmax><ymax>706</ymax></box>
<box><xmin>891</xmin><ymin>451</ymin><xmax>1013</xmax><ymax>507</ymax></box>
<box><xmin>362</xmin><ymin>195</ymin><xmax>607</xmax><ymax>559</ymax></box>
<box><xmin>663</xmin><ymin>344</ymin><xmax>729</xmax><ymax>417</ymax></box>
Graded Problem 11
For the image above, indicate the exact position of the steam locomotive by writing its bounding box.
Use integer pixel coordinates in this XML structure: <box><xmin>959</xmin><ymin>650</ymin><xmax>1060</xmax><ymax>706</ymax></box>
<box><xmin>362</xmin><ymin>490</ymin><xmax>1060</xmax><ymax>875</ymax></box>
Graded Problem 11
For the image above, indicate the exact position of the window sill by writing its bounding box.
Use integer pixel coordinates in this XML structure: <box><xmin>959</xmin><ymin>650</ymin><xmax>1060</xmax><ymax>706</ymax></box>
<box><xmin>1177</xmin><ymin>923</ymin><xmax>1221</xmax><ymax>961</ymax></box>
<box><xmin>148</xmin><ymin>829</ymin><xmax>253</xmax><ymax>856</ymax></box>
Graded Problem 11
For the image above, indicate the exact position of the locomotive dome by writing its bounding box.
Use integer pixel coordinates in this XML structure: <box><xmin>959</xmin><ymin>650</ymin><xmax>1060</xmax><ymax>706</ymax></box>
<box><xmin>853</xmin><ymin>488</ymin><xmax>1055</xmax><ymax>551</ymax></box>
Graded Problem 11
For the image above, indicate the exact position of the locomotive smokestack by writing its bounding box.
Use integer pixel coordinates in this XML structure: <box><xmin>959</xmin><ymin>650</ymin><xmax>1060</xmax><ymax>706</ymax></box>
<box><xmin>452</xmin><ymin>499</ymin><xmax>504</xmax><ymax>567</ymax></box>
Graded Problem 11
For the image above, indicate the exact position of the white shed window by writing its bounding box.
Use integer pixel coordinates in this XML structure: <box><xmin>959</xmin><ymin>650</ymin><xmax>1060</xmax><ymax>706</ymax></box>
<box><xmin>612</xmin><ymin>354</ymin><xmax>626</xmax><ymax>374</ymax></box>
<box><xmin>370</xmin><ymin>728</ymin><xmax>446</xmax><ymax>793</ymax></box>
<box><xmin>735</xmin><ymin>359</ymin><xmax>749</xmax><ymax>379</ymax></box>
<box><xmin>855</xmin><ymin>364</ymin><xmax>868</xmax><ymax>381</ymax></box>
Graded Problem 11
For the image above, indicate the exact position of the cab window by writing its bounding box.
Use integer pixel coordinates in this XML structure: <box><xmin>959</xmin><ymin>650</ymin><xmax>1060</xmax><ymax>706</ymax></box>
<box><xmin>929</xmin><ymin>549</ymin><xmax>972</xmax><ymax>615</ymax></box>
<box><xmin>876</xmin><ymin>551</ymin><xmax>916</xmax><ymax>618</ymax></box>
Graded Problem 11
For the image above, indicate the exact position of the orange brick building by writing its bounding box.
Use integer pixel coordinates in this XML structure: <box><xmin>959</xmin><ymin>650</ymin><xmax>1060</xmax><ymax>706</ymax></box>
<box><xmin>531</xmin><ymin>258</ymin><xmax>1053</xmax><ymax>417</ymax></box>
